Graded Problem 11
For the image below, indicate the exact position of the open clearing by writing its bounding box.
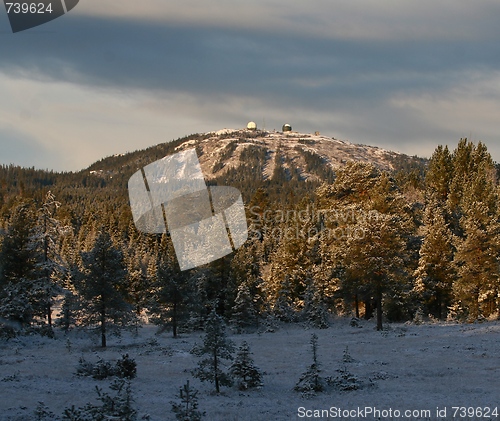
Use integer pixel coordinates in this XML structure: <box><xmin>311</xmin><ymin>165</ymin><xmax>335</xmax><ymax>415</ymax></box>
<box><xmin>1</xmin><ymin>318</ymin><xmax>499</xmax><ymax>420</ymax></box>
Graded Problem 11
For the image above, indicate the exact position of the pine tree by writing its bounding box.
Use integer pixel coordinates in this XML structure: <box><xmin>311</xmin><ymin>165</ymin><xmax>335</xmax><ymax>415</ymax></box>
<box><xmin>315</xmin><ymin>163</ymin><xmax>414</xmax><ymax>324</ymax></box>
<box><xmin>149</xmin><ymin>253</ymin><xmax>189</xmax><ymax>338</ymax></box>
<box><xmin>294</xmin><ymin>334</ymin><xmax>324</xmax><ymax>396</ymax></box>
<box><xmin>302</xmin><ymin>282</ymin><xmax>329</xmax><ymax>328</ymax></box>
<box><xmin>31</xmin><ymin>191</ymin><xmax>69</xmax><ymax>326</ymax></box>
<box><xmin>229</xmin><ymin>341</ymin><xmax>263</xmax><ymax>390</ymax></box>
<box><xmin>425</xmin><ymin>145</ymin><xmax>453</xmax><ymax>202</ymax></box>
<box><xmin>125</xmin><ymin>242</ymin><xmax>152</xmax><ymax>322</ymax></box>
<box><xmin>75</xmin><ymin>230</ymin><xmax>133</xmax><ymax>347</ymax></box>
<box><xmin>453</xmin><ymin>202</ymin><xmax>500</xmax><ymax>320</ymax></box>
<box><xmin>447</xmin><ymin>140</ymin><xmax>500</xmax><ymax>319</ymax></box>
<box><xmin>414</xmin><ymin>198</ymin><xmax>455</xmax><ymax>319</ymax></box>
<box><xmin>0</xmin><ymin>202</ymin><xmax>37</xmax><ymax>327</ymax></box>
<box><xmin>230</xmin><ymin>283</ymin><xmax>258</xmax><ymax>333</ymax></box>
<box><xmin>191</xmin><ymin>310</ymin><xmax>235</xmax><ymax>393</ymax></box>
<box><xmin>332</xmin><ymin>171</ymin><xmax>412</xmax><ymax>330</ymax></box>
<box><xmin>171</xmin><ymin>380</ymin><xmax>204</xmax><ymax>421</ymax></box>
<box><xmin>56</xmin><ymin>291</ymin><xmax>78</xmax><ymax>332</ymax></box>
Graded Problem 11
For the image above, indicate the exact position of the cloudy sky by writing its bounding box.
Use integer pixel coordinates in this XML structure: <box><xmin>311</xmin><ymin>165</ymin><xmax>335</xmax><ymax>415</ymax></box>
<box><xmin>1</xmin><ymin>0</ymin><xmax>500</xmax><ymax>171</ymax></box>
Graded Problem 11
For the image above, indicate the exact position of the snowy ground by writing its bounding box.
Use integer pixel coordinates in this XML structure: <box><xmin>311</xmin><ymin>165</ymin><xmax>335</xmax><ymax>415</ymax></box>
<box><xmin>1</xmin><ymin>318</ymin><xmax>499</xmax><ymax>420</ymax></box>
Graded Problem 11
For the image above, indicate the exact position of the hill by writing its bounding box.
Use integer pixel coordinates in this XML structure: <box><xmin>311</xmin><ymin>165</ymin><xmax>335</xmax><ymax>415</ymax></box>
<box><xmin>0</xmin><ymin>128</ymin><xmax>427</xmax><ymax>210</ymax></box>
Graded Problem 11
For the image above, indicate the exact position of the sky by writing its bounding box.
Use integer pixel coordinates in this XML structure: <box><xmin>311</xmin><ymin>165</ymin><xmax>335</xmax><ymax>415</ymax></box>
<box><xmin>1</xmin><ymin>0</ymin><xmax>500</xmax><ymax>171</ymax></box>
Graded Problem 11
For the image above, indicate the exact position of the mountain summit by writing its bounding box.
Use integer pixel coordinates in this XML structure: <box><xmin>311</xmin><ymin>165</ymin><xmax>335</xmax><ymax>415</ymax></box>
<box><xmin>170</xmin><ymin>128</ymin><xmax>406</xmax><ymax>183</ymax></box>
<box><xmin>79</xmin><ymin>127</ymin><xmax>426</xmax><ymax>204</ymax></box>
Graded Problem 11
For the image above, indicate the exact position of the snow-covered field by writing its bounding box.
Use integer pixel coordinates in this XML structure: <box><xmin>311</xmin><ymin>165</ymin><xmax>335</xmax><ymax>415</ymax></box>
<box><xmin>1</xmin><ymin>318</ymin><xmax>499</xmax><ymax>420</ymax></box>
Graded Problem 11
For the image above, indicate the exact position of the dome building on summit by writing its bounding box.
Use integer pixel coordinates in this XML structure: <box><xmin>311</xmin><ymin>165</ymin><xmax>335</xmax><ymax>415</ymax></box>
<box><xmin>247</xmin><ymin>121</ymin><xmax>257</xmax><ymax>131</ymax></box>
<box><xmin>282</xmin><ymin>123</ymin><xmax>292</xmax><ymax>132</ymax></box>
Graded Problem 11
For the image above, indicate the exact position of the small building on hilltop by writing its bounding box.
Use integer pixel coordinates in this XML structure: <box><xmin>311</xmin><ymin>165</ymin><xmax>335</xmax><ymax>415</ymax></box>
<box><xmin>282</xmin><ymin>123</ymin><xmax>292</xmax><ymax>132</ymax></box>
<box><xmin>247</xmin><ymin>121</ymin><xmax>257</xmax><ymax>131</ymax></box>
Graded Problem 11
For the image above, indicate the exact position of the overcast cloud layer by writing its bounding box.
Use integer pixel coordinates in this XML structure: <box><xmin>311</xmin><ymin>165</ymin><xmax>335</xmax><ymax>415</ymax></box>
<box><xmin>1</xmin><ymin>0</ymin><xmax>500</xmax><ymax>171</ymax></box>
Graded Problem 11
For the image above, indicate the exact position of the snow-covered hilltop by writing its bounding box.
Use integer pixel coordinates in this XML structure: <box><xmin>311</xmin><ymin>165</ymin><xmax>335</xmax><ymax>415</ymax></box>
<box><xmin>172</xmin><ymin>128</ymin><xmax>405</xmax><ymax>182</ymax></box>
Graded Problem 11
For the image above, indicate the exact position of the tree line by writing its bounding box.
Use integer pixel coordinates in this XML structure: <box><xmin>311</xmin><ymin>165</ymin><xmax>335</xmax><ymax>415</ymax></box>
<box><xmin>0</xmin><ymin>138</ymin><xmax>499</xmax><ymax>343</ymax></box>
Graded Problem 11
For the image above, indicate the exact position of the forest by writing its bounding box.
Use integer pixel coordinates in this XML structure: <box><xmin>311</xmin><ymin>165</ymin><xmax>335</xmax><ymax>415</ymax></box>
<box><xmin>0</xmin><ymin>136</ymin><xmax>499</xmax><ymax>346</ymax></box>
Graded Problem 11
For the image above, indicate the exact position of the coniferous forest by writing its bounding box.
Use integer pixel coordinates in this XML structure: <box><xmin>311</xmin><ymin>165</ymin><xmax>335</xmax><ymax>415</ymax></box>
<box><xmin>1</xmin><ymin>136</ymin><xmax>498</xmax><ymax>339</ymax></box>
<box><xmin>1</xmin><ymin>135</ymin><xmax>500</xmax><ymax>419</ymax></box>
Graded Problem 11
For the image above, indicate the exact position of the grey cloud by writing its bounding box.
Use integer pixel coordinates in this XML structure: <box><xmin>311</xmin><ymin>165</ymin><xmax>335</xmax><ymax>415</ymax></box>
<box><xmin>1</xmin><ymin>6</ymin><xmax>500</xmax><ymax>166</ymax></box>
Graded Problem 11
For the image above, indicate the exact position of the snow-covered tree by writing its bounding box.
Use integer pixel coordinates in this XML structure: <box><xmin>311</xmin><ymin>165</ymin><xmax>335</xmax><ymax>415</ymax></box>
<box><xmin>453</xmin><ymin>202</ymin><xmax>500</xmax><ymax>320</ymax></box>
<box><xmin>0</xmin><ymin>202</ymin><xmax>37</xmax><ymax>326</ymax></box>
<box><xmin>295</xmin><ymin>333</ymin><xmax>324</xmax><ymax>396</ymax></box>
<box><xmin>448</xmin><ymin>140</ymin><xmax>500</xmax><ymax>319</ymax></box>
<box><xmin>149</xmin><ymin>253</ymin><xmax>190</xmax><ymax>338</ymax></box>
<box><xmin>191</xmin><ymin>310</ymin><xmax>235</xmax><ymax>393</ymax></box>
<box><xmin>171</xmin><ymin>380</ymin><xmax>204</xmax><ymax>421</ymax></box>
<box><xmin>75</xmin><ymin>231</ymin><xmax>133</xmax><ymax>347</ymax></box>
<box><xmin>30</xmin><ymin>191</ymin><xmax>70</xmax><ymax>326</ymax></box>
<box><xmin>229</xmin><ymin>341</ymin><xmax>263</xmax><ymax>390</ymax></box>
<box><xmin>227</xmin><ymin>238</ymin><xmax>265</xmax><ymax>329</ymax></box>
<box><xmin>414</xmin><ymin>198</ymin><xmax>455</xmax><ymax>319</ymax></box>
<box><xmin>230</xmin><ymin>283</ymin><xmax>258</xmax><ymax>332</ymax></box>
<box><xmin>344</xmin><ymin>212</ymin><xmax>408</xmax><ymax>330</ymax></box>
<box><xmin>302</xmin><ymin>281</ymin><xmax>329</xmax><ymax>328</ymax></box>
<box><xmin>125</xmin><ymin>241</ymin><xmax>152</xmax><ymax>321</ymax></box>
<box><xmin>317</xmin><ymin>165</ymin><xmax>412</xmax><ymax>329</ymax></box>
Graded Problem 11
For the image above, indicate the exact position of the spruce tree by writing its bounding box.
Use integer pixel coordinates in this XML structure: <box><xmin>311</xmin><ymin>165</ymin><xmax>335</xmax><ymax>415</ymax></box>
<box><xmin>191</xmin><ymin>310</ymin><xmax>235</xmax><ymax>393</ymax></box>
<box><xmin>295</xmin><ymin>334</ymin><xmax>324</xmax><ymax>396</ymax></box>
<box><xmin>125</xmin><ymin>242</ymin><xmax>152</xmax><ymax>321</ymax></box>
<box><xmin>414</xmin><ymin>198</ymin><xmax>455</xmax><ymax>319</ymax></box>
<box><xmin>31</xmin><ymin>191</ymin><xmax>69</xmax><ymax>326</ymax></box>
<box><xmin>75</xmin><ymin>230</ymin><xmax>133</xmax><ymax>347</ymax></box>
<box><xmin>230</xmin><ymin>283</ymin><xmax>258</xmax><ymax>332</ymax></box>
<box><xmin>302</xmin><ymin>282</ymin><xmax>329</xmax><ymax>328</ymax></box>
<box><xmin>230</xmin><ymin>341</ymin><xmax>263</xmax><ymax>390</ymax></box>
<box><xmin>149</xmin><ymin>254</ymin><xmax>189</xmax><ymax>338</ymax></box>
<box><xmin>0</xmin><ymin>202</ymin><xmax>37</xmax><ymax>326</ymax></box>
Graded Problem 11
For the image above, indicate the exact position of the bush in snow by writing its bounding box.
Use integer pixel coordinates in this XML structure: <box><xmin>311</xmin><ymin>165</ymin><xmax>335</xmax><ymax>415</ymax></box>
<box><xmin>327</xmin><ymin>365</ymin><xmax>363</xmax><ymax>391</ymax></box>
<box><xmin>76</xmin><ymin>354</ymin><xmax>137</xmax><ymax>380</ymax></box>
<box><xmin>62</xmin><ymin>379</ymin><xmax>141</xmax><ymax>421</ymax></box>
<box><xmin>115</xmin><ymin>354</ymin><xmax>138</xmax><ymax>379</ymax></box>
<box><xmin>34</xmin><ymin>401</ymin><xmax>56</xmax><ymax>420</ymax></box>
<box><xmin>0</xmin><ymin>322</ymin><xmax>17</xmax><ymax>340</ymax></box>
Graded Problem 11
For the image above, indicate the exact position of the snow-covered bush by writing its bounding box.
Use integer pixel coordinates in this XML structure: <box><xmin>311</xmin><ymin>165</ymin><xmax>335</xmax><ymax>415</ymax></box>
<box><xmin>327</xmin><ymin>365</ymin><xmax>363</xmax><ymax>391</ymax></box>
<box><xmin>76</xmin><ymin>354</ymin><xmax>137</xmax><ymax>380</ymax></box>
<box><xmin>62</xmin><ymin>379</ymin><xmax>141</xmax><ymax>421</ymax></box>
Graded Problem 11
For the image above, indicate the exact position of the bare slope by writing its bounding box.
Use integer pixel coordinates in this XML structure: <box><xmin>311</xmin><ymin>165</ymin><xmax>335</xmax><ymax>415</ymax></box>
<box><xmin>172</xmin><ymin>129</ymin><xmax>403</xmax><ymax>183</ymax></box>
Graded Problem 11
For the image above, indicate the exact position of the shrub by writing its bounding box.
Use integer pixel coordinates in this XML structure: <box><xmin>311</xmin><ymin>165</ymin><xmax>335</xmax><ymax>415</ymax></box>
<box><xmin>76</xmin><ymin>354</ymin><xmax>137</xmax><ymax>380</ymax></box>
